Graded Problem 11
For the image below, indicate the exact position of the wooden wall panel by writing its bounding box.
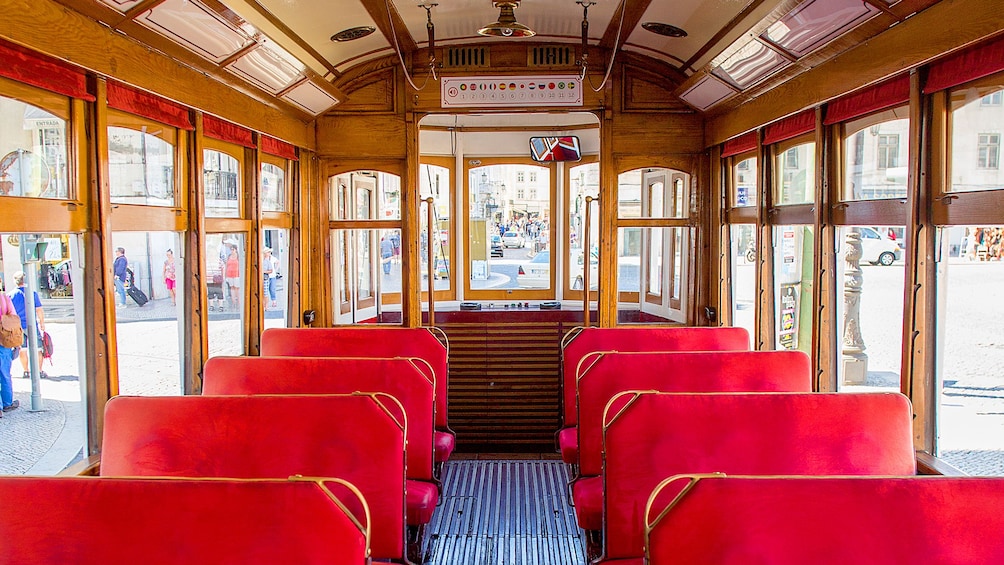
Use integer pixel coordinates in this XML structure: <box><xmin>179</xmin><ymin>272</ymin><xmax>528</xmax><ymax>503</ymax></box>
<box><xmin>442</xmin><ymin>321</ymin><xmax>574</xmax><ymax>451</ymax></box>
<box><xmin>610</xmin><ymin>112</ymin><xmax>704</xmax><ymax>159</ymax></box>
<box><xmin>314</xmin><ymin>114</ymin><xmax>407</xmax><ymax>159</ymax></box>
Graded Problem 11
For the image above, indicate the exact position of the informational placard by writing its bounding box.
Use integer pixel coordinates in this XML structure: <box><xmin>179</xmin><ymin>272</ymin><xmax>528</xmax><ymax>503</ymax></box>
<box><xmin>778</xmin><ymin>284</ymin><xmax>799</xmax><ymax>350</ymax></box>
<box><xmin>441</xmin><ymin>75</ymin><xmax>583</xmax><ymax>108</ymax></box>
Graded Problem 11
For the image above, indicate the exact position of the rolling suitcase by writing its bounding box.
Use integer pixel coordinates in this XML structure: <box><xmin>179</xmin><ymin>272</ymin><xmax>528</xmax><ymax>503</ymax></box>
<box><xmin>127</xmin><ymin>285</ymin><xmax>149</xmax><ymax>306</ymax></box>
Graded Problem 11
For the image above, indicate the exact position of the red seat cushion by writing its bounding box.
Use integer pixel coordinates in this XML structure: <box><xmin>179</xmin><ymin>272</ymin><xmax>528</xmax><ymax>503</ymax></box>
<box><xmin>435</xmin><ymin>430</ymin><xmax>455</xmax><ymax>463</ymax></box>
<box><xmin>571</xmin><ymin>476</ymin><xmax>602</xmax><ymax>531</ymax></box>
<box><xmin>406</xmin><ymin>479</ymin><xmax>439</xmax><ymax>525</ymax></box>
<box><xmin>558</xmin><ymin>427</ymin><xmax>578</xmax><ymax>464</ymax></box>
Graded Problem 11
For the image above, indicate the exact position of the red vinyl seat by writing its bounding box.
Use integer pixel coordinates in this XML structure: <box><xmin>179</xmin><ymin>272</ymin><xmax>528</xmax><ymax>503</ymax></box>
<box><xmin>557</xmin><ymin>327</ymin><xmax>750</xmax><ymax>465</ymax></box>
<box><xmin>570</xmin><ymin>350</ymin><xmax>812</xmax><ymax>531</ymax></box>
<box><xmin>0</xmin><ymin>476</ymin><xmax>369</xmax><ymax>564</ymax></box>
<box><xmin>203</xmin><ymin>355</ymin><xmax>438</xmax><ymax>526</ymax></box>
<box><xmin>261</xmin><ymin>326</ymin><xmax>455</xmax><ymax>465</ymax></box>
<box><xmin>601</xmin><ymin>391</ymin><xmax>916</xmax><ymax>562</ymax></box>
<box><xmin>100</xmin><ymin>393</ymin><xmax>407</xmax><ymax>563</ymax></box>
<box><xmin>645</xmin><ymin>475</ymin><xmax>1004</xmax><ymax>564</ymax></box>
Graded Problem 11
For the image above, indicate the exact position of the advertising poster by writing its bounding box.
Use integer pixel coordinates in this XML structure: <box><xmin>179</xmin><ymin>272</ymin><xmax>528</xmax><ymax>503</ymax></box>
<box><xmin>778</xmin><ymin>283</ymin><xmax>799</xmax><ymax>350</ymax></box>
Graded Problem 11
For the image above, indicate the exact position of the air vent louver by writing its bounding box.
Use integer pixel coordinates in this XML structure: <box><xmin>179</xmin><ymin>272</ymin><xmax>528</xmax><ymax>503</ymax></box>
<box><xmin>530</xmin><ymin>46</ymin><xmax>573</xmax><ymax>67</ymax></box>
<box><xmin>446</xmin><ymin>47</ymin><xmax>489</xmax><ymax>68</ymax></box>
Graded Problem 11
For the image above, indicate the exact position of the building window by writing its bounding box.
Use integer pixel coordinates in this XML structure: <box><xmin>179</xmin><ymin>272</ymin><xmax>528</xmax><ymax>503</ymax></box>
<box><xmin>529</xmin><ymin>188</ymin><xmax>537</xmax><ymax>199</ymax></box>
<box><xmin>877</xmin><ymin>134</ymin><xmax>899</xmax><ymax>170</ymax></box>
<box><xmin>784</xmin><ymin>148</ymin><xmax>798</xmax><ymax>169</ymax></box>
<box><xmin>978</xmin><ymin>133</ymin><xmax>1000</xmax><ymax>169</ymax></box>
<box><xmin>529</xmin><ymin>171</ymin><xmax>537</xmax><ymax>182</ymax></box>
<box><xmin>516</xmin><ymin>188</ymin><xmax>525</xmax><ymax>199</ymax></box>
<box><xmin>517</xmin><ymin>171</ymin><xmax>525</xmax><ymax>182</ymax></box>
<box><xmin>981</xmin><ymin>91</ymin><xmax>1003</xmax><ymax>106</ymax></box>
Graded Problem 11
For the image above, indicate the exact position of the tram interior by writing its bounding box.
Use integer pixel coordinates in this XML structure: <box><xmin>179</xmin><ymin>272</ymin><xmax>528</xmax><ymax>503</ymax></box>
<box><xmin>2</xmin><ymin>0</ymin><xmax>1004</xmax><ymax>562</ymax></box>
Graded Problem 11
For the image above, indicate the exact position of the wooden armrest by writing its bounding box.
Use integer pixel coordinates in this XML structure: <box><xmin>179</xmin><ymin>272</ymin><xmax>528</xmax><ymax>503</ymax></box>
<box><xmin>916</xmin><ymin>451</ymin><xmax>967</xmax><ymax>476</ymax></box>
<box><xmin>58</xmin><ymin>454</ymin><xmax>101</xmax><ymax>476</ymax></box>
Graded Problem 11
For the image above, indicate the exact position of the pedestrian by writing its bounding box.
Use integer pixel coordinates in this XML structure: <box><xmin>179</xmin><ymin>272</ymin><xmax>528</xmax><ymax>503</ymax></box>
<box><xmin>224</xmin><ymin>240</ymin><xmax>241</xmax><ymax>310</ymax></box>
<box><xmin>0</xmin><ymin>292</ymin><xmax>18</xmax><ymax>413</ymax></box>
<box><xmin>163</xmin><ymin>249</ymin><xmax>177</xmax><ymax>306</ymax></box>
<box><xmin>380</xmin><ymin>237</ymin><xmax>394</xmax><ymax>275</ymax></box>
<box><xmin>262</xmin><ymin>247</ymin><xmax>278</xmax><ymax>309</ymax></box>
<box><xmin>113</xmin><ymin>247</ymin><xmax>128</xmax><ymax>307</ymax></box>
<box><xmin>10</xmin><ymin>271</ymin><xmax>45</xmax><ymax>380</ymax></box>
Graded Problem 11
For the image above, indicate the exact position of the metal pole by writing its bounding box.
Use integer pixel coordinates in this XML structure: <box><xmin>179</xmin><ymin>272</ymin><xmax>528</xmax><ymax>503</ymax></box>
<box><xmin>20</xmin><ymin>240</ymin><xmax>44</xmax><ymax>411</ymax></box>
<box><xmin>583</xmin><ymin>196</ymin><xmax>596</xmax><ymax>327</ymax></box>
<box><xmin>425</xmin><ymin>197</ymin><xmax>436</xmax><ymax>327</ymax></box>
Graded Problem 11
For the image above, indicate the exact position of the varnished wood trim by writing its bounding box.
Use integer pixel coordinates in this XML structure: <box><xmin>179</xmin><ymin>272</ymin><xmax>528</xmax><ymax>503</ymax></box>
<box><xmin>360</xmin><ymin>0</ymin><xmax>418</xmax><ymax>54</ymax></box>
<box><xmin>812</xmin><ymin>109</ymin><xmax>837</xmax><ymax>392</ymax></box>
<box><xmin>598</xmin><ymin>0</ymin><xmax>651</xmax><ymax>52</ymax></box>
<box><xmin>185</xmin><ymin>112</ymin><xmax>209</xmax><ymax>394</ymax></box>
<box><xmin>112</xmin><ymin>0</ymin><xmax>167</xmax><ymax>28</ymax></box>
<box><xmin>57</xmin><ymin>454</ymin><xmax>101</xmax><ymax>476</ymax></box>
<box><xmin>916</xmin><ymin>451</ymin><xmax>968</xmax><ymax>476</ymax></box>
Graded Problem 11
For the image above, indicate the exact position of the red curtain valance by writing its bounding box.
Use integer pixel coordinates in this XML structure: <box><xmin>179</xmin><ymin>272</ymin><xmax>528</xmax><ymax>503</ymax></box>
<box><xmin>204</xmin><ymin>115</ymin><xmax>256</xmax><ymax>149</ymax></box>
<box><xmin>762</xmin><ymin>110</ymin><xmax>815</xmax><ymax>146</ymax></box>
<box><xmin>824</xmin><ymin>75</ymin><xmax>910</xmax><ymax>125</ymax></box>
<box><xmin>262</xmin><ymin>135</ymin><xmax>298</xmax><ymax>161</ymax></box>
<box><xmin>722</xmin><ymin>131</ymin><xmax>758</xmax><ymax>158</ymax></box>
<box><xmin>107</xmin><ymin>81</ymin><xmax>193</xmax><ymax>131</ymax></box>
<box><xmin>925</xmin><ymin>34</ymin><xmax>1004</xmax><ymax>94</ymax></box>
<box><xmin>0</xmin><ymin>39</ymin><xmax>95</xmax><ymax>101</ymax></box>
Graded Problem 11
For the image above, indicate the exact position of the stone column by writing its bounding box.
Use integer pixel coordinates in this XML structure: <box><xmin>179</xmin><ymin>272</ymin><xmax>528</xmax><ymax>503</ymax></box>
<box><xmin>842</xmin><ymin>231</ymin><xmax>868</xmax><ymax>384</ymax></box>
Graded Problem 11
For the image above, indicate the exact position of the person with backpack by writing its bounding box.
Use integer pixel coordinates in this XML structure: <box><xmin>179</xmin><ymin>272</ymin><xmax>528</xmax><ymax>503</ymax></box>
<box><xmin>0</xmin><ymin>292</ymin><xmax>19</xmax><ymax>414</ymax></box>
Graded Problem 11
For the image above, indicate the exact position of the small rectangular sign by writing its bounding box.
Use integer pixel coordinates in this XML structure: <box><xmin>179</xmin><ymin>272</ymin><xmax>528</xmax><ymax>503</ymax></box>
<box><xmin>441</xmin><ymin>75</ymin><xmax>583</xmax><ymax>108</ymax></box>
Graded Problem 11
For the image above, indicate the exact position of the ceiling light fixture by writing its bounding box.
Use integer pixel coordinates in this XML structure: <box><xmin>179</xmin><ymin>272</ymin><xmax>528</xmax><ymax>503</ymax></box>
<box><xmin>641</xmin><ymin>22</ymin><xmax>688</xmax><ymax>38</ymax></box>
<box><xmin>478</xmin><ymin>1</ymin><xmax>535</xmax><ymax>38</ymax></box>
<box><xmin>330</xmin><ymin>26</ymin><xmax>376</xmax><ymax>42</ymax></box>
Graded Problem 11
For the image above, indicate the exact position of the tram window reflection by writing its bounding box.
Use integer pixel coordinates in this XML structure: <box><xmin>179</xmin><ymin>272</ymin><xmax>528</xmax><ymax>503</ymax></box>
<box><xmin>112</xmin><ymin>231</ymin><xmax>185</xmax><ymax>395</ymax></box>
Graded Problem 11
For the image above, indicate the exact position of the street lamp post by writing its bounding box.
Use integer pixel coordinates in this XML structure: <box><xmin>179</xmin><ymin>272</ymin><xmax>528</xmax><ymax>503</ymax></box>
<box><xmin>842</xmin><ymin>230</ymin><xmax>869</xmax><ymax>384</ymax></box>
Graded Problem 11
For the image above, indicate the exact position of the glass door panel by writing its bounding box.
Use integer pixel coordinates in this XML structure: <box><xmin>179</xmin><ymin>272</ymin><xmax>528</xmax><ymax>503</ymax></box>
<box><xmin>206</xmin><ymin>232</ymin><xmax>246</xmax><ymax>357</ymax></box>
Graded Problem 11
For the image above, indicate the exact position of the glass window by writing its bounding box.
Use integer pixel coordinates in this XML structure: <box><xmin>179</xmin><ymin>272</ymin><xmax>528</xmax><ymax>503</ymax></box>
<box><xmin>773</xmin><ymin>225</ymin><xmax>814</xmax><ymax>353</ymax></box>
<box><xmin>733</xmin><ymin>156</ymin><xmax>757</xmax><ymax>207</ymax></box>
<box><xmin>950</xmin><ymin>85</ymin><xmax>1004</xmax><ymax>192</ymax></box>
<box><xmin>419</xmin><ymin>163</ymin><xmax>452</xmax><ymax>295</ymax></box>
<box><xmin>0</xmin><ymin>96</ymin><xmax>69</xmax><ymax>200</ymax></box>
<box><xmin>835</xmin><ymin>226</ymin><xmax>905</xmax><ymax>391</ymax></box>
<box><xmin>730</xmin><ymin>224</ymin><xmax>756</xmax><ymax>344</ymax></box>
<box><xmin>774</xmin><ymin>142</ymin><xmax>815</xmax><ymax>205</ymax></box>
<box><xmin>468</xmin><ymin>164</ymin><xmax>550</xmax><ymax>292</ymax></box>
<box><xmin>620</xmin><ymin>169</ymin><xmax>688</xmax><ymax>219</ymax></box>
<box><xmin>112</xmin><ymin>231</ymin><xmax>185</xmax><ymax>395</ymax></box>
<box><xmin>568</xmin><ymin>162</ymin><xmax>599</xmax><ymax>291</ymax></box>
<box><xmin>262</xmin><ymin>228</ymin><xmax>288</xmax><ymax>328</ymax></box>
<box><xmin>842</xmin><ymin>109</ymin><xmax>909</xmax><ymax>201</ymax></box>
<box><xmin>206</xmin><ymin>232</ymin><xmax>246</xmax><ymax>356</ymax></box>
<box><xmin>203</xmin><ymin>148</ymin><xmax>241</xmax><ymax>217</ymax></box>
<box><xmin>108</xmin><ymin>122</ymin><xmax>176</xmax><ymax>206</ymax></box>
<box><xmin>936</xmin><ymin>225</ymin><xmax>1004</xmax><ymax>475</ymax></box>
<box><xmin>261</xmin><ymin>161</ymin><xmax>286</xmax><ymax>212</ymax></box>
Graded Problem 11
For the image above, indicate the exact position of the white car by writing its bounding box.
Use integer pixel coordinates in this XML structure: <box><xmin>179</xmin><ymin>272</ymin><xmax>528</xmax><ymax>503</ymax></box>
<box><xmin>858</xmin><ymin>226</ymin><xmax>901</xmax><ymax>266</ymax></box>
<box><xmin>516</xmin><ymin>251</ymin><xmax>550</xmax><ymax>288</ymax></box>
<box><xmin>501</xmin><ymin>231</ymin><xmax>525</xmax><ymax>248</ymax></box>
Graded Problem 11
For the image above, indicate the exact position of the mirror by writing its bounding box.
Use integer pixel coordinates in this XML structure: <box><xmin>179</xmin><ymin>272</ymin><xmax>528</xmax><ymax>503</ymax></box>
<box><xmin>529</xmin><ymin>136</ymin><xmax>581</xmax><ymax>162</ymax></box>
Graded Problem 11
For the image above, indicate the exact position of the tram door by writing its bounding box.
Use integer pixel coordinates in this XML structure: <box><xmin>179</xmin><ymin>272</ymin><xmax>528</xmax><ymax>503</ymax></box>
<box><xmin>330</xmin><ymin>173</ymin><xmax>380</xmax><ymax>324</ymax></box>
<box><xmin>638</xmin><ymin>170</ymin><xmax>689</xmax><ymax>323</ymax></box>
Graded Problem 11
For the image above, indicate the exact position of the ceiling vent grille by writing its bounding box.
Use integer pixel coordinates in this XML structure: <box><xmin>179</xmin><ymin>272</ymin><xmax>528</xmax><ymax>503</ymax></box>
<box><xmin>445</xmin><ymin>47</ymin><xmax>489</xmax><ymax>68</ymax></box>
<box><xmin>530</xmin><ymin>46</ymin><xmax>573</xmax><ymax>67</ymax></box>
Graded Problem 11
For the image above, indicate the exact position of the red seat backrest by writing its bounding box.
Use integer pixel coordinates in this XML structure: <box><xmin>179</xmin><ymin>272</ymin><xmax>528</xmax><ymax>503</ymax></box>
<box><xmin>646</xmin><ymin>475</ymin><xmax>1004</xmax><ymax>564</ymax></box>
<box><xmin>100</xmin><ymin>394</ymin><xmax>406</xmax><ymax>562</ymax></box>
<box><xmin>576</xmin><ymin>350</ymin><xmax>811</xmax><ymax>476</ymax></box>
<box><xmin>203</xmin><ymin>356</ymin><xmax>435</xmax><ymax>482</ymax></box>
<box><xmin>261</xmin><ymin>327</ymin><xmax>450</xmax><ymax>429</ymax></box>
<box><xmin>0</xmin><ymin>476</ymin><xmax>368</xmax><ymax>564</ymax></box>
<box><xmin>604</xmin><ymin>392</ymin><xmax>916</xmax><ymax>560</ymax></box>
<box><xmin>560</xmin><ymin>327</ymin><xmax>749</xmax><ymax>427</ymax></box>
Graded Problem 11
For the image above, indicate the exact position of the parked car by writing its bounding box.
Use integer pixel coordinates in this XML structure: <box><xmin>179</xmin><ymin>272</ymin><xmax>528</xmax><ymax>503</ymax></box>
<box><xmin>490</xmin><ymin>234</ymin><xmax>504</xmax><ymax>257</ymax></box>
<box><xmin>517</xmin><ymin>251</ymin><xmax>550</xmax><ymax>288</ymax></box>
<box><xmin>570</xmin><ymin>248</ymin><xmax>599</xmax><ymax>290</ymax></box>
<box><xmin>501</xmin><ymin>231</ymin><xmax>525</xmax><ymax>248</ymax></box>
<box><xmin>858</xmin><ymin>226</ymin><xmax>901</xmax><ymax>266</ymax></box>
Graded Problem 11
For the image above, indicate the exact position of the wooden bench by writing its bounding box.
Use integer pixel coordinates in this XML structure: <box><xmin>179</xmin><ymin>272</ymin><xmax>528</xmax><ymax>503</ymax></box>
<box><xmin>100</xmin><ymin>393</ymin><xmax>407</xmax><ymax>563</ymax></box>
<box><xmin>601</xmin><ymin>391</ymin><xmax>916</xmax><ymax>562</ymax></box>
<box><xmin>571</xmin><ymin>350</ymin><xmax>812</xmax><ymax>533</ymax></box>
<box><xmin>203</xmin><ymin>355</ymin><xmax>438</xmax><ymax>527</ymax></box>
<box><xmin>644</xmin><ymin>475</ymin><xmax>1004</xmax><ymax>564</ymax></box>
<box><xmin>0</xmin><ymin>476</ymin><xmax>369</xmax><ymax>564</ymax></box>
<box><xmin>261</xmin><ymin>326</ymin><xmax>455</xmax><ymax>467</ymax></box>
<box><xmin>557</xmin><ymin>327</ymin><xmax>750</xmax><ymax>464</ymax></box>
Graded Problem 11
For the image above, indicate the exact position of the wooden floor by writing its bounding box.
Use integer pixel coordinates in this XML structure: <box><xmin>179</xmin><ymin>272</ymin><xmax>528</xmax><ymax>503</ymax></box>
<box><xmin>421</xmin><ymin>460</ymin><xmax>587</xmax><ymax>564</ymax></box>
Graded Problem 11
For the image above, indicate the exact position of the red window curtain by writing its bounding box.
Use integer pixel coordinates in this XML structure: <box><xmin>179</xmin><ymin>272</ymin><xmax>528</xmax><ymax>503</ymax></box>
<box><xmin>762</xmin><ymin>110</ymin><xmax>815</xmax><ymax>146</ymax></box>
<box><xmin>204</xmin><ymin>115</ymin><xmax>256</xmax><ymax>149</ymax></box>
<box><xmin>722</xmin><ymin>131</ymin><xmax>758</xmax><ymax>158</ymax></box>
<box><xmin>925</xmin><ymin>34</ymin><xmax>1004</xmax><ymax>94</ymax></box>
<box><xmin>823</xmin><ymin>75</ymin><xmax>910</xmax><ymax>125</ymax></box>
<box><xmin>0</xmin><ymin>39</ymin><xmax>95</xmax><ymax>101</ymax></box>
<box><xmin>107</xmin><ymin>81</ymin><xmax>193</xmax><ymax>131</ymax></box>
<box><xmin>262</xmin><ymin>135</ymin><xmax>298</xmax><ymax>161</ymax></box>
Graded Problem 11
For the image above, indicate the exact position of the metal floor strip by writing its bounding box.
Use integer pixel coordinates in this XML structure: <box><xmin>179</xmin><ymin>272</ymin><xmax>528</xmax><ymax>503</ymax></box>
<box><xmin>422</xmin><ymin>460</ymin><xmax>586</xmax><ymax>565</ymax></box>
